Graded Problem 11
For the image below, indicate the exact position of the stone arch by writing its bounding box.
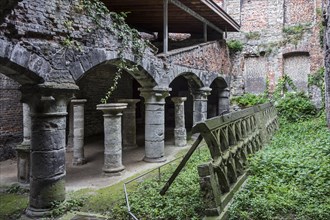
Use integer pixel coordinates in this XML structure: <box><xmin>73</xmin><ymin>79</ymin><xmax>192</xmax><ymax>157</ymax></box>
<box><xmin>208</xmin><ymin>76</ymin><xmax>230</xmax><ymax>117</ymax></box>
<box><xmin>168</xmin><ymin>71</ymin><xmax>204</xmax><ymax>90</ymax></box>
<box><xmin>166</xmin><ymin>72</ymin><xmax>203</xmax><ymax>132</ymax></box>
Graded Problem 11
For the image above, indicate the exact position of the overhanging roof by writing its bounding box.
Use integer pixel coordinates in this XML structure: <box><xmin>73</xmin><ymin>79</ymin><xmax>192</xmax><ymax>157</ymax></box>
<box><xmin>103</xmin><ymin>0</ymin><xmax>240</xmax><ymax>35</ymax></box>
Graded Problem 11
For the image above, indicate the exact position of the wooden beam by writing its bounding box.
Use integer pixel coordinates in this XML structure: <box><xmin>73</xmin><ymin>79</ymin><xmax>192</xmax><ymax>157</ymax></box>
<box><xmin>169</xmin><ymin>0</ymin><xmax>223</xmax><ymax>35</ymax></box>
<box><xmin>163</xmin><ymin>0</ymin><xmax>169</xmax><ymax>54</ymax></box>
<box><xmin>203</xmin><ymin>23</ymin><xmax>207</xmax><ymax>42</ymax></box>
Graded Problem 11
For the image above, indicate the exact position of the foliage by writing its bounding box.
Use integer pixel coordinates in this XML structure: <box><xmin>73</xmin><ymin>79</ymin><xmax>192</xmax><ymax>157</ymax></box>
<box><xmin>50</xmin><ymin>198</ymin><xmax>85</xmax><ymax>217</ymax></box>
<box><xmin>272</xmin><ymin>74</ymin><xmax>297</xmax><ymax>100</ymax></box>
<box><xmin>308</xmin><ymin>67</ymin><xmax>325</xmax><ymax>101</ymax></box>
<box><xmin>245</xmin><ymin>31</ymin><xmax>261</xmax><ymax>40</ymax></box>
<box><xmin>231</xmin><ymin>93</ymin><xmax>269</xmax><ymax>107</ymax></box>
<box><xmin>275</xmin><ymin>92</ymin><xmax>317</xmax><ymax>122</ymax></box>
<box><xmin>227</xmin><ymin>40</ymin><xmax>243</xmax><ymax>53</ymax></box>
<box><xmin>228</xmin><ymin>115</ymin><xmax>330</xmax><ymax>220</ymax></box>
<box><xmin>0</xmin><ymin>184</ymin><xmax>29</xmax><ymax>219</ymax></box>
<box><xmin>126</xmin><ymin>148</ymin><xmax>210</xmax><ymax>219</ymax></box>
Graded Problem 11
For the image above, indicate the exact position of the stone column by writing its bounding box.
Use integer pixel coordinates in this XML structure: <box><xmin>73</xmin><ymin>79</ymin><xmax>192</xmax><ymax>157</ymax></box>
<box><xmin>118</xmin><ymin>99</ymin><xmax>140</xmax><ymax>149</ymax></box>
<box><xmin>192</xmin><ymin>87</ymin><xmax>211</xmax><ymax>125</ymax></box>
<box><xmin>139</xmin><ymin>87</ymin><xmax>171</xmax><ymax>163</ymax></box>
<box><xmin>72</xmin><ymin>99</ymin><xmax>87</xmax><ymax>165</ymax></box>
<box><xmin>22</xmin><ymin>85</ymin><xmax>76</xmax><ymax>218</ymax></box>
<box><xmin>171</xmin><ymin>97</ymin><xmax>187</xmax><ymax>147</ymax></box>
<box><xmin>218</xmin><ymin>88</ymin><xmax>230</xmax><ymax>115</ymax></box>
<box><xmin>66</xmin><ymin>101</ymin><xmax>74</xmax><ymax>152</ymax></box>
<box><xmin>96</xmin><ymin>103</ymin><xmax>127</xmax><ymax>175</ymax></box>
<box><xmin>16</xmin><ymin>103</ymin><xmax>31</xmax><ymax>185</ymax></box>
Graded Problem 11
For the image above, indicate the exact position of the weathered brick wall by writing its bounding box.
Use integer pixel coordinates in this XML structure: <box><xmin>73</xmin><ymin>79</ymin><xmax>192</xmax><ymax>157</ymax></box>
<box><xmin>285</xmin><ymin>0</ymin><xmax>315</xmax><ymax>24</ymax></box>
<box><xmin>226</xmin><ymin>0</ymin><xmax>324</xmax><ymax>97</ymax></box>
<box><xmin>0</xmin><ymin>73</ymin><xmax>22</xmax><ymax>160</ymax></box>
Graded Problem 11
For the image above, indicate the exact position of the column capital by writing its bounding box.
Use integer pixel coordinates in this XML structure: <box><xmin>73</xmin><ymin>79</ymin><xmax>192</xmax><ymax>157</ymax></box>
<box><xmin>192</xmin><ymin>87</ymin><xmax>212</xmax><ymax>100</ymax></box>
<box><xmin>118</xmin><ymin>99</ymin><xmax>140</xmax><ymax>108</ymax></box>
<box><xmin>139</xmin><ymin>87</ymin><xmax>171</xmax><ymax>103</ymax></box>
<box><xmin>71</xmin><ymin>99</ymin><xmax>87</xmax><ymax>104</ymax></box>
<box><xmin>96</xmin><ymin>103</ymin><xmax>128</xmax><ymax>115</ymax></box>
<box><xmin>171</xmin><ymin>97</ymin><xmax>187</xmax><ymax>104</ymax></box>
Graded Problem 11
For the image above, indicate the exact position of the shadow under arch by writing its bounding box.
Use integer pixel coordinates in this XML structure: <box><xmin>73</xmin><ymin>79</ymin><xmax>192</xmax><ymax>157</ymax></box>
<box><xmin>208</xmin><ymin>76</ymin><xmax>229</xmax><ymax>118</ymax></box>
<box><xmin>75</xmin><ymin>58</ymin><xmax>157</xmax><ymax>88</ymax></box>
<box><xmin>165</xmin><ymin>72</ymin><xmax>204</xmax><ymax>144</ymax></box>
<box><xmin>0</xmin><ymin>57</ymin><xmax>44</xmax><ymax>86</ymax></box>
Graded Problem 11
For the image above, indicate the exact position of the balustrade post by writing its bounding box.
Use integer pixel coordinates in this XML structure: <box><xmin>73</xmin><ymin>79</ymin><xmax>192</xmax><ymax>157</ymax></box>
<box><xmin>171</xmin><ymin>97</ymin><xmax>187</xmax><ymax>147</ymax></box>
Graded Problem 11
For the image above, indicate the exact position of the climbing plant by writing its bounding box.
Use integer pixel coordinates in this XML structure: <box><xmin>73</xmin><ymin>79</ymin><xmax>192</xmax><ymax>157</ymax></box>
<box><xmin>272</xmin><ymin>74</ymin><xmax>297</xmax><ymax>100</ymax></box>
<box><xmin>60</xmin><ymin>0</ymin><xmax>149</xmax><ymax>103</ymax></box>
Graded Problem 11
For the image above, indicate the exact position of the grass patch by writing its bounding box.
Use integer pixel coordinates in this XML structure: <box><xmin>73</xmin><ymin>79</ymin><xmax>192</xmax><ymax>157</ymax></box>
<box><xmin>0</xmin><ymin>193</ymin><xmax>28</xmax><ymax>219</ymax></box>
<box><xmin>228</xmin><ymin>115</ymin><xmax>330</xmax><ymax>220</ymax></box>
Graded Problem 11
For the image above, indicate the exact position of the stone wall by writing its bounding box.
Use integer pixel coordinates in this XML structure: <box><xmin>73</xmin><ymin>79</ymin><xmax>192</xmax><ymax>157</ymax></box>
<box><xmin>226</xmin><ymin>0</ymin><xmax>324</xmax><ymax>97</ymax></box>
<box><xmin>0</xmin><ymin>73</ymin><xmax>22</xmax><ymax>160</ymax></box>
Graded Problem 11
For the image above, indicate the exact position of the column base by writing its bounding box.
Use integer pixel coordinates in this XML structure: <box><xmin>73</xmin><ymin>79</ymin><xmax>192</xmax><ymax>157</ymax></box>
<box><xmin>143</xmin><ymin>156</ymin><xmax>167</xmax><ymax>163</ymax></box>
<box><xmin>25</xmin><ymin>206</ymin><xmax>51</xmax><ymax>218</ymax></box>
<box><xmin>73</xmin><ymin>158</ymin><xmax>86</xmax><ymax>166</ymax></box>
<box><xmin>103</xmin><ymin>165</ymin><xmax>125</xmax><ymax>176</ymax></box>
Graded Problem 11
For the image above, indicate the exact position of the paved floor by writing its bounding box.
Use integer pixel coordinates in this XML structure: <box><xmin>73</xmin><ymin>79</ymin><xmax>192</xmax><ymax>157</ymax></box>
<box><xmin>0</xmin><ymin>135</ymin><xmax>191</xmax><ymax>192</ymax></box>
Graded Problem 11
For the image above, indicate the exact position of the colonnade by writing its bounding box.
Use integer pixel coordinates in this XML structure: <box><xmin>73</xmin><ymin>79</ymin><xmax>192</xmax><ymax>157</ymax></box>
<box><xmin>15</xmin><ymin>86</ymin><xmax>229</xmax><ymax>217</ymax></box>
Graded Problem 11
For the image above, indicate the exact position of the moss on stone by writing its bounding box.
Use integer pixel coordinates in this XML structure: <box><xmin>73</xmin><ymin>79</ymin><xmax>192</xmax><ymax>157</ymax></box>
<box><xmin>0</xmin><ymin>193</ymin><xmax>29</xmax><ymax>219</ymax></box>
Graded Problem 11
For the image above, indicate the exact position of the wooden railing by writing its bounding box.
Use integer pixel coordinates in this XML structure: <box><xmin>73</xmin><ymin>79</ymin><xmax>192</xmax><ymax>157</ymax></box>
<box><xmin>192</xmin><ymin>103</ymin><xmax>278</xmax><ymax>219</ymax></box>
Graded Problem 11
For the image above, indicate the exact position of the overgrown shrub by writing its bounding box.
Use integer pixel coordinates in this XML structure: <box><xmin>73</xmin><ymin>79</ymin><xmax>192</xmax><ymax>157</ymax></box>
<box><xmin>228</xmin><ymin>115</ymin><xmax>330</xmax><ymax>220</ymax></box>
<box><xmin>275</xmin><ymin>92</ymin><xmax>317</xmax><ymax>122</ymax></box>
<box><xmin>227</xmin><ymin>40</ymin><xmax>243</xmax><ymax>53</ymax></box>
<box><xmin>231</xmin><ymin>93</ymin><xmax>269</xmax><ymax>107</ymax></box>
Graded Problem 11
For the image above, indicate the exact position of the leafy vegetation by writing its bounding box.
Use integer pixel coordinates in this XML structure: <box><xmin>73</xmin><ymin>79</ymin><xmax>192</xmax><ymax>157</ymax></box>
<box><xmin>227</xmin><ymin>40</ymin><xmax>244</xmax><ymax>53</ymax></box>
<box><xmin>229</xmin><ymin>114</ymin><xmax>330</xmax><ymax>220</ymax></box>
<box><xmin>0</xmin><ymin>185</ymin><xmax>29</xmax><ymax>220</ymax></box>
<box><xmin>231</xmin><ymin>93</ymin><xmax>268</xmax><ymax>107</ymax></box>
<box><xmin>275</xmin><ymin>92</ymin><xmax>317</xmax><ymax>122</ymax></box>
<box><xmin>245</xmin><ymin>31</ymin><xmax>261</xmax><ymax>40</ymax></box>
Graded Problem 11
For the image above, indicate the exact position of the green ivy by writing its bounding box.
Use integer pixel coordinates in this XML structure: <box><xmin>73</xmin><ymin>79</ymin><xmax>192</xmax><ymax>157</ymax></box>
<box><xmin>231</xmin><ymin>93</ymin><xmax>269</xmax><ymax>108</ymax></box>
<box><xmin>272</xmin><ymin>74</ymin><xmax>297</xmax><ymax>100</ymax></box>
<box><xmin>245</xmin><ymin>31</ymin><xmax>261</xmax><ymax>40</ymax></box>
<box><xmin>227</xmin><ymin>40</ymin><xmax>243</xmax><ymax>53</ymax></box>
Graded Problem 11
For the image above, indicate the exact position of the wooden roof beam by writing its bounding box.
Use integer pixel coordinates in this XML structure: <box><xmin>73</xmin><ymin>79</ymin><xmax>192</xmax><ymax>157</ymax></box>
<box><xmin>169</xmin><ymin>0</ymin><xmax>224</xmax><ymax>35</ymax></box>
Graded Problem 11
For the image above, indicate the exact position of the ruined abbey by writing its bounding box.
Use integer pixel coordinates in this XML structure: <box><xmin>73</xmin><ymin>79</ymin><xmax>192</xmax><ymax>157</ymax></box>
<box><xmin>0</xmin><ymin>0</ymin><xmax>326</xmax><ymax>217</ymax></box>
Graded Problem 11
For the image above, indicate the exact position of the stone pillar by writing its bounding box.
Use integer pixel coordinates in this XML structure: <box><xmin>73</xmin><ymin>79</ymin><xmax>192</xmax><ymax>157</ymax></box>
<box><xmin>118</xmin><ymin>99</ymin><xmax>140</xmax><ymax>149</ymax></box>
<box><xmin>218</xmin><ymin>88</ymin><xmax>230</xmax><ymax>115</ymax></box>
<box><xmin>16</xmin><ymin>103</ymin><xmax>31</xmax><ymax>185</ymax></box>
<box><xmin>96</xmin><ymin>103</ymin><xmax>127</xmax><ymax>175</ymax></box>
<box><xmin>22</xmin><ymin>85</ymin><xmax>76</xmax><ymax>218</ymax></box>
<box><xmin>66</xmin><ymin>101</ymin><xmax>74</xmax><ymax>152</ymax></box>
<box><xmin>139</xmin><ymin>87</ymin><xmax>171</xmax><ymax>163</ymax></box>
<box><xmin>171</xmin><ymin>97</ymin><xmax>187</xmax><ymax>147</ymax></box>
<box><xmin>192</xmin><ymin>87</ymin><xmax>211</xmax><ymax>125</ymax></box>
<box><xmin>72</xmin><ymin>99</ymin><xmax>87</xmax><ymax>165</ymax></box>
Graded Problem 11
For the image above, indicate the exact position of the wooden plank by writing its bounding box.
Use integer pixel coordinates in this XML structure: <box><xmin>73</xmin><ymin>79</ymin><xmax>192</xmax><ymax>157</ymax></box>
<box><xmin>160</xmin><ymin>134</ymin><xmax>203</xmax><ymax>195</ymax></box>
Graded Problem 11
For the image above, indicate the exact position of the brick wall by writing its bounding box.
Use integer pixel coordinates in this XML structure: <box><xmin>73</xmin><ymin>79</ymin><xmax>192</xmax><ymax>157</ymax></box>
<box><xmin>0</xmin><ymin>73</ymin><xmax>22</xmax><ymax>160</ymax></box>
<box><xmin>226</xmin><ymin>0</ymin><xmax>324</xmax><ymax>96</ymax></box>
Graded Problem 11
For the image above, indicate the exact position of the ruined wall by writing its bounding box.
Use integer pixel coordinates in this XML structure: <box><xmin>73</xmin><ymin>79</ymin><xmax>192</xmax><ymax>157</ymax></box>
<box><xmin>226</xmin><ymin>0</ymin><xmax>324</xmax><ymax>97</ymax></box>
<box><xmin>0</xmin><ymin>73</ymin><xmax>22</xmax><ymax>160</ymax></box>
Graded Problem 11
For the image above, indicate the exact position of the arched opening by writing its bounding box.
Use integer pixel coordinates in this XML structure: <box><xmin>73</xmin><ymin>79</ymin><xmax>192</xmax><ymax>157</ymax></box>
<box><xmin>65</xmin><ymin>59</ymin><xmax>157</xmax><ymax>185</ymax></box>
<box><xmin>165</xmin><ymin>73</ymin><xmax>203</xmax><ymax>144</ymax></box>
<box><xmin>208</xmin><ymin>77</ymin><xmax>229</xmax><ymax>118</ymax></box>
